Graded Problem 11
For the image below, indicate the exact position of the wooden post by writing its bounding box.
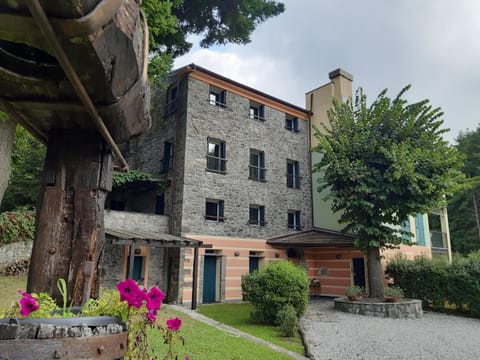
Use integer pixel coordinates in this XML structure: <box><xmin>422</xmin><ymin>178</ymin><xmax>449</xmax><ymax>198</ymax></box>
<box><xmin>191</xmin><ymin>246</ymin><xmax>199</xmax><ymax>310</ymax></box>
<box><xmin>27</xmin><ymin>129</ymin><xmax>112</xmax><ymax>306</ymax></box>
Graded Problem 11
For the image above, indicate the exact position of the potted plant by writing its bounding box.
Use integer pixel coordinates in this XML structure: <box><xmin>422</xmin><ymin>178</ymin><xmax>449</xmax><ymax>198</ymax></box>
<box><xmin>0</xmin><ymin>279</ymin><xmax>187</xmax><ymax>360</ymax></box>
<box><xmin>384</xmin><ymin>286</ymin><xmax>404</xmax><ymax>302</ymax></box>
<box><xmin>345</xmin><ymin>285</ymin><xmax>364</xmax><ymax>301</ymax></box>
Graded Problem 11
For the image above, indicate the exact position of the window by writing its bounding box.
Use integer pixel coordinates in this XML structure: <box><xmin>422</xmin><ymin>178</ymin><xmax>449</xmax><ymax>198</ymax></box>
<box><xmin>288</xmin><ymin>210</ymin><xmax>301</xmax><ymax>231</ymax></box>
<box><xmin>155</xmin><ymin>194</ymin><xmax>165</xmax><ymax>215</ymax></box>
<box><xmin>206</xmin><ymin>138</ymin><xmax>227</xmax><ymax>173</ymax></box>
<box><xmin>286</xmin><ymin>159</ymin><xmax>300</xmax><ymax>188</ymax></box>
<box><xmin>165</xmin><ymin>86</ymin><xmax>178</xmax><ymax>115</ymax></box>
<box><xmin>415</xmin><ymin>214</ymin><xmax>426</xmax><ymax>246</ymax></box>
<box><xmin>249</xmin><ymin>101</ymin><xmax>265</xmax><ymax>121</ymax></box>
<box><xmin>249</xmin><ymin>149</ymin><xmax>266</xmax><ymax>181</ymax></box>
<box><xmin>209</xmin><ymin>86</ymin><xmax>226</xmax><ymax>107</ymax></box>
<box><xmin>205</xmin><ymin>199</ymin><xmax>224</xmax><ymax>222</ymax></box>
<box><xmin>249</xmin><ymin>205</ymin><xmax>265</xmax><ymax>226</ymax></box>
<box><xmin>285</xmin><ymin>115</ymin><xmax>299</xmax><ymax>132</ymax></box>
<box><xmin>160</xmin><ymin>141</ymin><xmax>174</xmax><ymax>174</ymax></box>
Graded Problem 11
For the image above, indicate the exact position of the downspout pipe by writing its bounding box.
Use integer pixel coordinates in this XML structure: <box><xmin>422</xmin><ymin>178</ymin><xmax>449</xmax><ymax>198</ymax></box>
<box><xmin>26</xmin><ymin>0</ymin><xmax>129</xmax><ymax>171</ymax></box>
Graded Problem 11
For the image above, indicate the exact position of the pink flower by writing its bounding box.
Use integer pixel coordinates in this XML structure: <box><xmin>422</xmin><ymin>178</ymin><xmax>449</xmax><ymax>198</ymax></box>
<box><xmin>18</xmin><ymin>290</ymin><xmax>39</xmax><ymax>317</ymax></box>
<box><xmin>166</xmin><ymin>317</ymin><xmax>182</xmax><ymax>332</ymax></box>
<box><xmin>117</xmin><ymin>279</ymin><xmax>145</xmax><ymax>308</ymax></box>
<box><xmin>147</xmin><ymin>309</ymin><xmax>157</xmax><ymax>323</ymax></box>
<box><xmin>146</xmin><ymin>287</ymin><xmax>165</xmax><ymax>311</ymax></box>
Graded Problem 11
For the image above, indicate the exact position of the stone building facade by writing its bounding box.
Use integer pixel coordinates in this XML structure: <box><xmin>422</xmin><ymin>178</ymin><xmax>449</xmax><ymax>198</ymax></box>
<box><xmin>122</xmin><ymin>64</ymin><xmax>312</xmax><ymax>303</ymax></box>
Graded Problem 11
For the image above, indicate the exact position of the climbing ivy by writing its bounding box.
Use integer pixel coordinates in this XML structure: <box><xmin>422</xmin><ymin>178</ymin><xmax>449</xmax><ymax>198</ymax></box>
<box><xmin>111</xmin><ymin>169</ymin><xmax>153</xmax><ymax>188</ymax></box>
<box><xmin>0</xmin><ymin>208</ymin><xmax>36</xmax><ymax>245</ymax></box>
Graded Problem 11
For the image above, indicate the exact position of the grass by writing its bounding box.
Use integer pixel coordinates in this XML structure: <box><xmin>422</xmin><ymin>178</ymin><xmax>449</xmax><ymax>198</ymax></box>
<box><xmin>150</xmin><ymin>308</ymin><xmax>296</xmax><ymax>360</ymax></box>
<box><xmin>0</xmin><ymin>274</ymin><xmax>27</xmax><ymax>312</ymax></box>
<box><xmin>0</xmin><ymin>277</ymin><xmax>297</xmax><ymax>359</ymax></box>
<box><xmin>198</xmin><ymin>303</ymin><xmax>305</xmax><ymax>355</ymax></box>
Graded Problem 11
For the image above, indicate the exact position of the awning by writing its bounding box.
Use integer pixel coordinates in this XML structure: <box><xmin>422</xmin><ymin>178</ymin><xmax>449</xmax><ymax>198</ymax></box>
<box><xmin>105</xmin><ymin>227</ymin><xmax>211</xmax><ymax>310</ymax></box>
<box><xmin>267</xmin><ymin>228</ymin><xmax>355</xmax><ymax>248</ymax></box>
<box><xmin>105</xmin><ymin>227</ymin><xmax>211</xmax><ymax>248</ymax></box>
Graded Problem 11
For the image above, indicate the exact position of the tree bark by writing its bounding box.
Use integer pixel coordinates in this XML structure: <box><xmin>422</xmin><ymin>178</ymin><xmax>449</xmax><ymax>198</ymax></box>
<box><xmin>366</xmin><ymin>246</ymin><xmax>385</xmax><ymax>299</ymax></box>
<box><xmin>27</xmin><ymin>129</ymin><xmax>112</xmax><ymax>306</ymax></box>
<box><xmin>0</xmin><ymin>118</ymin><xmax>15</xmax><ymax>208</ymax></box>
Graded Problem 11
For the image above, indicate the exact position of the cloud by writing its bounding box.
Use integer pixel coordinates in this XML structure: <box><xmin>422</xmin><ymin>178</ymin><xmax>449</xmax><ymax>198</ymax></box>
<box><xmin>175</xmin><ymin>0</ymin><xmax>480</xmax><ymax>141</ymax></box>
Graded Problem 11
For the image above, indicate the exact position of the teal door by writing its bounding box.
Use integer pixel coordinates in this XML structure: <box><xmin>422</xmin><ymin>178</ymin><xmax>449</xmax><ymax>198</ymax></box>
<box><xmin>126</xmin><ymin>256</ymin><xmax>144</xmax><ymax>281</ymax></box>
<box><xmin>203</xmin><ymin>256</ymin><xmax>217</xmax><ymax>303</ymax></box>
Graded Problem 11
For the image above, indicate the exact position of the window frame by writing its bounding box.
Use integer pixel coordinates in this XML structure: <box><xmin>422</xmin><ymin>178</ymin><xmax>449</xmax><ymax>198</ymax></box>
<box><xmin>165</xmin><ymin>85</ymin><xmax>178</xmax><ymax>115</ymax></box>
<box><xmin>209</xmin><ymin>86</ymin><xmax>226</xmax><ymax>107</ymax></box>
<box><xmin>206</xmin><ymin>138</ymin><xmax>227</xmax><ymax>173</ymax></box>
<box><xmin>160</xmin><ymin>141</ymin><xmax>174</xmax><ymax>174</ymax></box>
<box><xmin>205</xmin><ymin>199</ymin><xmax>225</xmax><ymax>222</ymax></box>
<box><xmin>248</xmin><ymin>149</ymin><xmax>266</xmax><ymax>181</ymax></box>
<box><xmin>249</xmin><ymin>101</ymin><xmax>265</xmax><ymax>121</ymax></box>
<box><xmin>285</xmin><ymin>115</ymin><xmax>299</xmax><ymax>132</ymax></box>
<box><xmin>287</xmin><ymin>210</ymin><xmax>301</xmax><ymax>231</ymax></box>
<box><xmin>286</xmin><ymin>159</ymin><xmax>301</xmax><ymax>189</ymax></box>
<box><xmin>249</xmin><ymin>205</ymin><xmax>266</xmax><ymax>226</ymax></box>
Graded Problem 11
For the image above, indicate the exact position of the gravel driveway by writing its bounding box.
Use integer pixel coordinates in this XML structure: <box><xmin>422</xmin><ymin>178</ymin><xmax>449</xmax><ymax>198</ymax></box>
<box><xmin>301</xmin><ymin>299</ymin><xmax>480</xmax><ymax>360</ymax></box>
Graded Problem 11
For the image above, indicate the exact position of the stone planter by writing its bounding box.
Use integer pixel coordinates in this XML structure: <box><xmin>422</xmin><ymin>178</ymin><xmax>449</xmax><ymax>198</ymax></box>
<box><xmin>0</xmin><ymin>316</ymin><xmax>127</xmax><ymax>359</ymax></box>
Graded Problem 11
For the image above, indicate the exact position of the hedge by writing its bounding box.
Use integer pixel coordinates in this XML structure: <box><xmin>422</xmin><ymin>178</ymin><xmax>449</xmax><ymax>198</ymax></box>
<box><xmin>386</xmin><ymin>253</ymin><xmax>480</xmax><ymax>317</ymax></box>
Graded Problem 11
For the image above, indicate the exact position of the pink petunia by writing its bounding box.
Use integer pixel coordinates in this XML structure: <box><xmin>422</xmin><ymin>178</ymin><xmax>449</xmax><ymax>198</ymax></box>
<box><xmin>18</xmin><ymin>290</ymin><xmax>39</xmax><ymax>317</ymax></box>
<box><xmin>146</xmin><ymin>287</ymin><xmax>165</xmax><ymax>311</ymax></box>
<box><xmin>147</xmin><ymin>309</ymin><xmax>157</xmax><ymax>323</ymax></box>
<box><xmin>166</xmin><ymin>317</ymin><xmax>182</xmax><ymax>332</ymax></box>
<box><xmin>117</xmin><ymin>279</ymin><xmax>145</xmax><ymax>308</ymax></box>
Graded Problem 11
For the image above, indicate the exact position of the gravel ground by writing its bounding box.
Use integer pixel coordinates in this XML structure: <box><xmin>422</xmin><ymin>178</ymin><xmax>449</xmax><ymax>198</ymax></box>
<box><xmin>301</xmin><ymin>299</ymin><xmax>480</xmax><ymax>360</ymax></box>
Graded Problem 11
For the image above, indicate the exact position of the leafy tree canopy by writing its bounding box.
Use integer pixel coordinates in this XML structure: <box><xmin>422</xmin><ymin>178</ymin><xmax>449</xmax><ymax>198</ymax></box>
<box><xmin>1</xmin><ymin>126</ymin><xmax>45</xmax><ymax>212</ymax></box>
<box><xmin>448</xmin><ymin>125</ymin><xmax>480</xmax><ymax>254</ymax></box>
<box><xmin>142</xmin><ymin>0</ymin><xmax>285</xmax><ymax>85</ymax></box>
<box><xmin>313</xmin><ymin>86</ymin><xmax>463</xmax><ymax>251</ymax></box>
<box><xmin>312</xmin><ymin>86</ymin><xmax>463</xmax><ymax>298</ymax></box>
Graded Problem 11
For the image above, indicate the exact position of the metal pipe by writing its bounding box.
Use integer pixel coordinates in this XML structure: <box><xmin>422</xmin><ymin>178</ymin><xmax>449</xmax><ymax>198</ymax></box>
<box><xmin>25</xmin><ymin>0</ymin><xmax>129</xmax><ymax>171</ymax></box>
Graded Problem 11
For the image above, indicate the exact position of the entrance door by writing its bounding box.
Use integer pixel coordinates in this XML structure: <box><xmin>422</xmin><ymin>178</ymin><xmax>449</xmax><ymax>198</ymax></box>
<box><xmin>126</xmin><ymin>256</ymin><xmax>144</xmax><ymax>281</ymax></box>
<box><xmin>352</xmin><ymin>258</ymin><xmax>366</xmax><ymax>288</ymax></box>
<box><xmin>203</xmin><ymin>256</ymin><xmax>217</xmax><ymax>303</ymax></box>
<box><xmin>249</xmin><ymin>256</ymin><xmax>259</xmax><ymax>273</ymax></box>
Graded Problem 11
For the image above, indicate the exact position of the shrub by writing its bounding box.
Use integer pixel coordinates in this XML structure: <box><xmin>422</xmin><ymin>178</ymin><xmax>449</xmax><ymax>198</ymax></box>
<box><xmin>276</xmin><ymin>305</ymin><xmax>298</xmax><ymax>337</ymax></box>
<box><xmin>386</xmin><ymin>253</ymin><xmax>480</xmax><ymax>317</ymax></box>
<box><xmin>241</xmin><ymin>260</ymin><xmax>309</xmax><ymax>324</ymax></box>
<box><xmin>384</xmin><ymin>286</ymin><xmax>404</xmax><ymax>298</ymax></box>
<box><xmin>0</xmin><ymin>209</ymin><xmax>35</xmax><ymax>245</ymax></box>
<box><xmin>386</xmin><ymin>256</ymin><xmax>449</xmax><ymax>309</ymax></box>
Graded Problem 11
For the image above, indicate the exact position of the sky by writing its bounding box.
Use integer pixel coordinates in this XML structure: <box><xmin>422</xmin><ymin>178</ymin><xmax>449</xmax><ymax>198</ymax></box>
<box><xmin>173</xmin><ymin>0</ymin><xmax>480</xmax><ymax>143</ymax></box>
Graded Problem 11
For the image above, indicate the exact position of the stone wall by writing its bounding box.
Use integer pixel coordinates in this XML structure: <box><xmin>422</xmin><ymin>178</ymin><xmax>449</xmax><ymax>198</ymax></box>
<box><xmin>104</xmin><ymin>210</ymin><xmax>169</xmax><ymax>233</ymax></box>
<box><xmin>180</xmin><ymin>77</ymin><xmax>312</xmax><ymax>238</ymax></box>
<box><xmin>0</xmin><ymin>242</ymin><xmax>33</xmax><ymax>272</ymax></box>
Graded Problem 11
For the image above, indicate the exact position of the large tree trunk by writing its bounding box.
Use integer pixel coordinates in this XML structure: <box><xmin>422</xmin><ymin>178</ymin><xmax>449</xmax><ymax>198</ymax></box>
<box><xmin>27</xmin><ymin>129</ymin><xmax>112</xmax><ymax>306</ymax></box>
<box><xmin>366</xmin><ymin>246</ymin><xmax>385</xmax><ymax>299</ymax></box>
<box><xmin>0</xmin><ymin>118</ymin><xmax>15</xmax><ymax>207</ymax></box>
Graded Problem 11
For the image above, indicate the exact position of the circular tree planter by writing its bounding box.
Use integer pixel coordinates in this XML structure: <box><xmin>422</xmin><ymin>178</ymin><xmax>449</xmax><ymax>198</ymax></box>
<box><xmin>334</xmin><ymin>297</ymin><xmax>423</xmax><ymax>318</ymax></box>
<box><xmin>0</xmin><ymin>316</ymin><xmax>127</xmax><ymax>359</ymax></box>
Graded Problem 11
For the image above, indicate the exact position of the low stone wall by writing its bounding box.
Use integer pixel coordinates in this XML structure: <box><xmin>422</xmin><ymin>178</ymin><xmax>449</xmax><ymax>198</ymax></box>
<box><xmin>0</xmin><ymin>242</ymin><xmax>33</xmax><ymax>272</ymax></box>
<box><xmin>334</xmin><ymin>297</ymin><xmax>423</xmax><ymax>318</ymax></box>
<box><xmin>104</xmin><ymin>210</ymin><xmax>169</xmax><ymax>233</ymax></box>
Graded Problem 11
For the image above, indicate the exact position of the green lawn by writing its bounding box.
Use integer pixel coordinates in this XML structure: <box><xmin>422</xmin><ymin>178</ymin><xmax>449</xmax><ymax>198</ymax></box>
<box><xmin>0</xmin><ymin>275</ymin><xmax>27</xmax><ymax>312</ymax></box>
<box><xmin>151</xmin><ymin>307</ymin><xmax>296</xmax><ymax>360</ymax></box>
<box><xmin>198</xmin><ymin>303</ymin><xmax>305</xmax><ymax>355</ymax></box>
<box><xmin>0</xmin><ymin>277</ymin><xmax>297</xmax><ymax>359</ymax></box>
